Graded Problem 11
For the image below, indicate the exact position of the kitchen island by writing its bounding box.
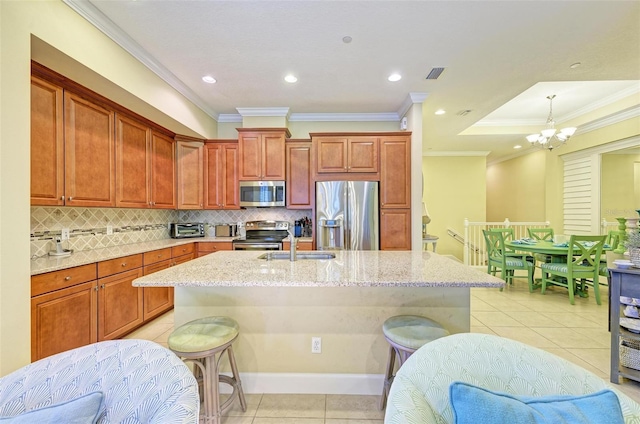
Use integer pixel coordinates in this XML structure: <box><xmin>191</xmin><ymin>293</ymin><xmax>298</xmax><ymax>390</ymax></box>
<box><xmin>133</xmin><ymin>250</ymin><xmax>504</xmax><ymax>394</ymax></box>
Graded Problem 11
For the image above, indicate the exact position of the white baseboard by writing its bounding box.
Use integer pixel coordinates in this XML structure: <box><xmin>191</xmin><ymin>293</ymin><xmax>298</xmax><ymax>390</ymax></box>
<box><xmin>219</xmin><ymin>372</ymin><xmax>385</xmax><ymax>395</ymax></box>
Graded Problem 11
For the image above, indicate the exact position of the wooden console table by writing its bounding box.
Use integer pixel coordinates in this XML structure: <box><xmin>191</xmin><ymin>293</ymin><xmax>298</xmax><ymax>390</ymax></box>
<box><xmin>608</xmin><ymin>252</ymin><xmax>640</xmax><ymax>384</ymax></box>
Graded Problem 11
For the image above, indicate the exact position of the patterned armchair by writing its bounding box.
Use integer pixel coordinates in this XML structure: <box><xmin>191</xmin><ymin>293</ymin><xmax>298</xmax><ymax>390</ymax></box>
<box><xmin>384</xmin><ymin>333</ymin><xmax>640</xmax><ymax>424</ymax></box>
<box><xmin>0</xmin><ymin>339</ymin><xmax>199</xmax><ymax>423</ymax></box>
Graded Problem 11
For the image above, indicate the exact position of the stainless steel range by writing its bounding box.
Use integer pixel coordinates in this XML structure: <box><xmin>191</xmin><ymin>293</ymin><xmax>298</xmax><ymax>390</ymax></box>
<box><xmin>232</xmin><ymin>220</ymin><xmax>289</xmax><ymax>251</ymax></box>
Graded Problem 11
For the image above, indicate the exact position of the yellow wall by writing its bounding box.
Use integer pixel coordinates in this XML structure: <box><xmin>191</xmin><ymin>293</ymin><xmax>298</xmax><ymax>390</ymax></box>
<box><xmin>0</xmin><ymin>0</ymin><xmax>218</xmax><ymax>374</ymax></box>
<box><xmin>486</xmin><ymin>150</ymin><xmax>547</xmax><ymax>222</ymax></box>
<box><xmin>423</xmin><ymin>156</ymin><xmax>486</xmax><ymax>260</ymax></box>
<box><xmin>601</xmin><ymin>153</ymin><xmax>640</xmax><ymax>221</ymax></box>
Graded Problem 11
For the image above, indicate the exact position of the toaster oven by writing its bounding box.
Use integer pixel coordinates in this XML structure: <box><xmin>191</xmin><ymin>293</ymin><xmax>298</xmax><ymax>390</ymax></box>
<box><xmin>170</xmin><ymin>222</ymin><xmax>205</xmax><ymax>239</ymax></box>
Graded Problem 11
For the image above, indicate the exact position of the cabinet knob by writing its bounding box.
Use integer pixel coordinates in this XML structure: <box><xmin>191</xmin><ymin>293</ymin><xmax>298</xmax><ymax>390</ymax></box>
<box><xmin>100</xmin><ymin>284</ymin><xmax>105</xmax><ymax>289</ymax></box>
<box><xmin>64</xmin><ymin>276</ymin><xmax>71</xmax><ymax>281</ymax></box>
<box><xmin>157</xmin><ymin>254</ymin><xmax>162</xmax><ymax>258</ymax></box>
<box><xmin>149</xmin><ymin>201</ymin><xmax>152</xmax><ymax>206</ymax></box>
<box><xmin>121</xmin><ymin>263</ymin><xmax>127</xmax><ymax>267</ymax></box>
<box><xmin>68</xmin><ymin>196</ymin><xmax>73</xmax><ymax>201</ymax></box>
<box><xmin>61</xmin><ymin>196</ymin><xmax>65</xmax><ymax>201</ymax></box>
<box><xmin>94</xmin><ymin>286</ymin><xmax>99</xmax><ymax>291</ymax></box>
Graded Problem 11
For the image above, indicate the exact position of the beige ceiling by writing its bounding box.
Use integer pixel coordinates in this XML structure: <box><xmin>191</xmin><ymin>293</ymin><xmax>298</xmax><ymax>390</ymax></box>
<box><xmin>66</xmin><ymin>0</ymin><xmax>640</xmax><ymax>162</ymax></box>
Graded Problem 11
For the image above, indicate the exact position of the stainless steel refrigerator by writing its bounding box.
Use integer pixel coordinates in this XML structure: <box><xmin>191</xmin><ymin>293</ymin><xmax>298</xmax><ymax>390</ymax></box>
<box><xmin>316</xmin><ymin>181</ymin><xmax>379</xmax><ymax>250</ymax></box>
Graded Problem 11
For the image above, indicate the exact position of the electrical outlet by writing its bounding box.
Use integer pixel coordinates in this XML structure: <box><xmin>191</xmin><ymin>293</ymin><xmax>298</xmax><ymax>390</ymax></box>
<box><xmin>60</xmin><ymin>228</ymin><xmax>70</xmax><ymax>241</ymax></box>
<box><xmin>312</xmin><ymin>337</ymin><xmax>322</xmax><ymax>354</ymax></box>
<box><xmin>106</xmin><ymin>225</ymin><xmax>113</xmax><ymax>235</ymax></box>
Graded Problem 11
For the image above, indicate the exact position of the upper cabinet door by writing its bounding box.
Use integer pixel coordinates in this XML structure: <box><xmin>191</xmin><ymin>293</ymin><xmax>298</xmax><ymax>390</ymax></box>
<box><xmin>223</xmin><ymin>144</ymin><xmax>240</xmax><ymax>208</ymax></box>
<box><xmin>261</xmin><ymin>133</ymin><xmax>286</xmax><ymax>180</ymax></box>
<box><xmin>347</xmin><ymin>137</ymin><xmax>378</xmax><ymax>173</ymax></box>
<box><xmin>150</xmin><ymin>132</ymin><xmax>177</xmax><ymax>209</ymax></box>
<box><xmin>31</xmin><ymin>76</ymin><xmax>64</xmax><ymax>206</ymax></box>
<box><xmin>238</xmin><ymin>129</ymin><xmax>289</xmax><ymax>180</ymax></box>
<box><xmin>238</xmin><ymin>133</ymin><xmax>262</xmax><ymax>180</ymax></box>
<box><xmin>286</xmin><ymin>141</ymin><xmax>312</xmax><ymax>209</ymax></box>
<box><xmin>204</xmin><ymin>143</ymin><xmax>223</xmax><ymax>209</ymax></box>
<box><xmin>176</xmin><ymin>140</ymin><xmax>204</xmax><ymax>209</ymax></box>
<box><xmin>380</xmin><ymin>136</ymin><xmax>411</xmax><ymax>208</ymax></box>
<box><xmin>316</xmin><ymin>137</ymin><xmax>348</xmax><ymax>173</ymax></box>
<box><xmin>115</xmin><ymin>114</ymin><xmax>151</xmax><ymax>208</ymax></box>
<box><xmin>64</xmin><ymin>92</ymin><xmax>116</xmax><ymax>207</ymax></box>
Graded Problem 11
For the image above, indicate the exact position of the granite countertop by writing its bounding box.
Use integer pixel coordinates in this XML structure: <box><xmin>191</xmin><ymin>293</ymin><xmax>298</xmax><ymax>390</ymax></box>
<box><xmin>31</xmin><ymin>236</ymin><xmax>315</xmax><ymax>276</ymax></box>
<box><xmin>132</xmin><ymin>250</ymin><xmax>505</xmax><ymax>288</ymax></box>
<box><xmin>30</xmin><ymin>237</ymin><xmax>232</xmax><ymax>276</ymax></box>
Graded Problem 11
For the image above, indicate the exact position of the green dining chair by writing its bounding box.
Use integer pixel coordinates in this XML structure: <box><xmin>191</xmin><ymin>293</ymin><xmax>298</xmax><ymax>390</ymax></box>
<box><xmin>540</xmin><ymin>235</ymin><xmax>607</xmax><ymax>305</ymax></box>
<box><xmin>598</xmin><ymin>230</ymin><xmax>621</xmax><ymax>278</ymax></box>
<box><xmin>527</xmin><ymin>227</ymin><xmax>555</xmax><ymax>267</ymax></box>
<box><xmin>483</xmin><ymin>229</ymin><xmax>535</xmax><ymax>292</ymax></box>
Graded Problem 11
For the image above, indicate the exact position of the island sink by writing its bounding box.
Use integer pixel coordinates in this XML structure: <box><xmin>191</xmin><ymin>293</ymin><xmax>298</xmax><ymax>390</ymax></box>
<box><xmin>258</xmin><ymin>252</ymin><xmax>336</xmax><ymax>261</ymax></box>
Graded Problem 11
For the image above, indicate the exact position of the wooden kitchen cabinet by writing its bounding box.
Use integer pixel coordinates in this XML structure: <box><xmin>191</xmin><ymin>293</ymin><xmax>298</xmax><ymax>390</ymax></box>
<box><xmin>172</xmin><ymin>243</ymin><xmax>195</xmax><ymax>258</ymax></box>
<box><xmin>64</xmin><ymin>91</ymin><xmax>116</xmax><ymax>207</ymax></box>
<box><xmin>315</xmin><ymin>136</ymin><xmax>379</xmax><ymax>173</ymax></box>
<box><xmin>238</xmin><ymin>128</ymin><xmax>290</xmax><ymax>180</ymax></box>
<box><xmin>204</xmin><ymin>141</ymin><xmax>240</xmax><ymax>209</ymax></box>
<box><xmin>380</xmin><ymin>209</ymin><xmax>411</xmax><ymax>250</ymax></box>
<box><xmin>115</xmin><ymin>113</ymin><xmax>151</xmax><ymax>208</ymax></box>
<box><xmin>31</xmin><ymin>279</ymin><xmax>97</xmax><ymax>361</ymax></box>
<box><xmin>98</xmin><ymin>268</ymin><xmax>144</xmax><ymax>340</ymax></box>
<box><xmin>143</xmin><ymin>257</ymin><xmax>172</xmax><ymax>321</ymax></box>
<box><xmin>31</xmin><ymin>75</ymin><xmax>64</xmax><ymax>206</ymax></box>
<box><xmin>176</xmin><ymin>138</ymin><xmax>204</xmax><ymax>209</ymax></box>
<box><xmin>380</xmin><ymin>136</ymin><xmax>411</xmax><ymax>208</ymax></box>
<box><xmin>198</xmin><ymin>241</ymin><xmax>233</xmax><ymax>257</ymax></box>
<box><xmin>31</xmin><ymin>264</ymin><xmax>98</xmax><ymax>361</ymax></box>
<box><xmin>282</xmin><ymin>240</ymin><xmax>313</xmax><ymax>251</ymax></box>
<box><xmin>150</xmin><ymin>131</ymin><xmax>177</xmax><ymax>209</ymax></box>
<box><xmin>286</xmin><ymin>141</ymin><xmax>313</xmax><ymax>209</ymax></box>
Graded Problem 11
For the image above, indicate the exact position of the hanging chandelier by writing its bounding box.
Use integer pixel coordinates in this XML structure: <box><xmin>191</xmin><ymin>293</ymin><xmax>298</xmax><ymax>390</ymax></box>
<box><xmin>526</xmin><ymin>95</ymin><xmax>577</xmax><ymax>151</ymax></box>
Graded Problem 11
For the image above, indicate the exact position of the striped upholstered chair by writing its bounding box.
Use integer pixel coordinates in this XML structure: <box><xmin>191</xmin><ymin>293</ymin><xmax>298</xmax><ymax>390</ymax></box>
<box><xmin>0</xmin><ymin>339</ymin><xmax>199</xmax><ymax>423</ymax></box>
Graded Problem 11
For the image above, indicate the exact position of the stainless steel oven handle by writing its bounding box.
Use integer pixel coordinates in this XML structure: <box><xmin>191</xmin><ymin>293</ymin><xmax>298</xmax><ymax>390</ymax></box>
<box><xmin>233</xmin><ymin>243</ymin><xmax>281</xmax><ymax>250</ymax></box>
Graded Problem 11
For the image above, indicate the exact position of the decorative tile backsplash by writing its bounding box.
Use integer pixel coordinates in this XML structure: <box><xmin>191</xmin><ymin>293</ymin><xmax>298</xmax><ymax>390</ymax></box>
<box><xmin>30</xmin><ymin>206</ymin><xmax>312</xmax><ymax>258</ymax></box>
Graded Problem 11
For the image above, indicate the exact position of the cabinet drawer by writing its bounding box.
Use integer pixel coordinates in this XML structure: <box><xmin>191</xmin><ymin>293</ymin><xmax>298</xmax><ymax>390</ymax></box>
<box><xmin>31</xmin><ymin>263</ymin><xmax>97</xmax><ymax>297</ymax></box>
<box><xmin>143</xmin><ymin>248</ymin><xmax>172</xmax><ymax>265</ymax></box>
<box><xmin>198</xmin><ymin>242</ymin><xmax>232</xmax><ymax>255</ymax></box>
<box><xmin>172</xmin><ymin>243</ymin><xmax>195</xmax><ymax>257</ymax></box>
<box><xmin>143</xmin><ymin>258</ymin><xmax>172</xmax><ymax>275</ymax></box>
<box><xmin>97</xmin><ymin>254</ymin><xmax>143</xmax><ymax>278</ymax></box>
<box><xmin>173</xmin><ymin>252</ymin><xmax>194</xmax><ymax>266</ymax></box>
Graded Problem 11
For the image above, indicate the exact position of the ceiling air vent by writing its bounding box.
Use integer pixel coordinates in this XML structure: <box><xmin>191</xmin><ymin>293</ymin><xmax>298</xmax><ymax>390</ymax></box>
<box><xmin>457</xmin><ymin>110</ymin><xmax>472</xmax><ymax>116</ymax></box>
<box><xmin>425</xmin><ymin>67</ymin><xmax>445</xmax><ymax>80</ymax></box>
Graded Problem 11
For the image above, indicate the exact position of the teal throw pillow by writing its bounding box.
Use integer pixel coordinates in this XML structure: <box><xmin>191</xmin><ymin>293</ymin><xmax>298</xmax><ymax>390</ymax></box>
<box><xmin>450</xmin><ymin>382</ymin><xmax>623</xmax><ymax>424</ymax></box>
<box><xmin>0</xmin><ymin>391</ymin><xmax>103</xmax><ymax>424</ymax></box>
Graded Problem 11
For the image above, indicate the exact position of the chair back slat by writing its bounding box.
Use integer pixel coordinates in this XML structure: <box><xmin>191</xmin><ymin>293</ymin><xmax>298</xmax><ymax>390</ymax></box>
<box><xmin>528</xmin><ymin>228</ymin><xmax>554</xmax><ymax>241</ymax></box>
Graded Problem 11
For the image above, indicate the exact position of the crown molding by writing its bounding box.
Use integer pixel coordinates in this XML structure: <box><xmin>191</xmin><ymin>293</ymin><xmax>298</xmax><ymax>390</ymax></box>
<box><xmin>560</xmin><ymin>85</ymin><xmax>640</xmax><ymax>123</ymax></box>
<box><xmin>236</xmin><ymin>107</ymin><xmax>290</xmax><ymax>117</ymax></box>
<box><xmin>423</xmin><ymin>151</ymin><xmax>490</xmax><ymax>157</ymax></box>
<box><xmin>62</xmin><ymin>0</ymin><xmax>220</xmax><ymax>121</ymax></box>
<box><xmin>288</xmin><ymin>113</ymin><xmax>399</xmax><ymax>122</ymax></box>
<box><xmin>575</xmin><ymin>104</ymin><xmax>640</xmax><ymax>135</ymax></box>
<box><xmin>486</xmin><ymin>148</ymin><xmax>533</xmax><ymax>166</ymax></box>
<box><xmin>398</xmin><ymin>92</ymin><xmax>428</xmax><ymax>119</ymax></box>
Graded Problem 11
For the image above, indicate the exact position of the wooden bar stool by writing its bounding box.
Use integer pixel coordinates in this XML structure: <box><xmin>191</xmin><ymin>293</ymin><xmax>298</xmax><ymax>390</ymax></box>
<box><xmin>168</xmin><ymin>316</ymin><xmax>247</xmax><ymax>424</ymax></box>
<box><xmin>379</xmin><ymin>315</ymin><xmax>450</xmax><ymax>410</ymax></box>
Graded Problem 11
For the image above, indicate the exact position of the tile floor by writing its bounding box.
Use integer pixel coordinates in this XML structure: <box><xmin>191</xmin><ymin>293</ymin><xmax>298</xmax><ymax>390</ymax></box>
<box><xmin>125</xmin><ymin>276</ymin><xmax>640</xmax><ymax>422</ymax></box>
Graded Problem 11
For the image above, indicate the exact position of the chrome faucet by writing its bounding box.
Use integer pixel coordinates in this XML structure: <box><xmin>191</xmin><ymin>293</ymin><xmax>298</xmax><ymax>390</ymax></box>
<box><xmin>287</xmin><ymin>229</ymin><xmax>298</xmax><ymax>261</ymax></box>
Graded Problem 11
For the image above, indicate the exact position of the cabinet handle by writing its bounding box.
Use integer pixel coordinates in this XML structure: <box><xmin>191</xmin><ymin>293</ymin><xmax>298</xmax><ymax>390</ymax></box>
<box><xmin>94</xmin><ymin>286</ymin><xmax>99</xmax><ymax>291</ymax></box>
<box><xmin>64</xmin><ymin>276</ymin><xmax>71</xmax><ymax>281</ymax></box>
<box><xmin>121</xmin><ymin>263</ymin><xmax>127</xmax><ymax>267</ymax></box>
<box><xmin>100</xmin><ymin>284</ymin><xmax>105</xmax><ymax>289</ymax></box>
<box><xmin>157</xmin><ymin>254</ymin><xmax>162</xmax><ymax>258</ymax></box>
<box><xmin>68</xmin><ymin>196</ymin><xmax>73</xmax><ymax>201</ymax></box>
<box><xmin>149</xmin><ymin>201</ymin><xmax>152</xmax><ymax>206</ymax></box>
<box><xmin>61</xmin><ymin>196</ymin><xmax>65</xmax><ymax>201</ymax></box>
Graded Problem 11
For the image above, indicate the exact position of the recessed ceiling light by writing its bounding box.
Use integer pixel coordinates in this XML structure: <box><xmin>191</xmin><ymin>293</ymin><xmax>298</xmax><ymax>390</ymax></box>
<box><xmin>388</xmin><ymin>73</ymin><xmax>402</xmax><ymax>82</ymax></box>
<box><xmin>435</xmin><ymin>109</ymin><xmax>446</xmax><ymax>115</ymax></box>
<box><xmin>202</xmin><ymin>75</ymin><xmax>216</xmax><ymax>84</ymax></box>
<box><xmin>570</xmin><ymin>62</ymin><xmax>582</xmax><ymax>69</ymax></box>
<box><xmin>284</xmin><ymin>75</ymin><xmax>298</xmax><ymax>83</ymax></box>
<box><xmin>342</xmin><ymin>36</ymin><xmax>352</xmax><ymax>44</ymax></box>
<box><xmin>514</xmin><ymin>145</ymin><xmax>522</xmax><ymax>149</ymax></box>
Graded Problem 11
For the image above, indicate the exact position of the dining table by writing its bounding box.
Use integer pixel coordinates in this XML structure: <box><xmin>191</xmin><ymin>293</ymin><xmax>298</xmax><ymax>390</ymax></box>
<box><xmin>504</xmin><ymin>239</ymin><xmax>610</xmax><ymax>298</ymax></box>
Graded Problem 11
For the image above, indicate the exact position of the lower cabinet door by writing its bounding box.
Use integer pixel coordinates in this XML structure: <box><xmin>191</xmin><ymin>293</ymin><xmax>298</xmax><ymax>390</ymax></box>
<box><xmin>98</xmin><ymin>268</ymin><xmax>143</xmax><ymax>340</ymax></box>
<box><xmin>31</xmin><ymin>280</ymin><xmax>98</xmax><ymax>361</ymax></box>
<box><xmin>143</xmin><ymin>259</ymin><xmax>173</xmax><ymax>321</ymax></box>
<box><xmin>380</xmin><ymin>209</ymin><xmax>412</xmax><ymax>250</ymax></box>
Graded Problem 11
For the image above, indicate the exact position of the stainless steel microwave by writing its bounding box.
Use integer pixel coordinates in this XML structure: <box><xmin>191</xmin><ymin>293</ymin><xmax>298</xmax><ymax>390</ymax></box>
<box><xmin>239</xmin><ymin>181</ymin><xmax>285</xmax><ymax>207</ymax></box>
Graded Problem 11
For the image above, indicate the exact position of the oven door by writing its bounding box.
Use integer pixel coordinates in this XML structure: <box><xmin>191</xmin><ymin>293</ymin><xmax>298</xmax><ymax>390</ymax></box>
<box><xmin>233</xmin><ymin>242</ymin><xmax>282</xmax><ymax>251</ymax></box>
